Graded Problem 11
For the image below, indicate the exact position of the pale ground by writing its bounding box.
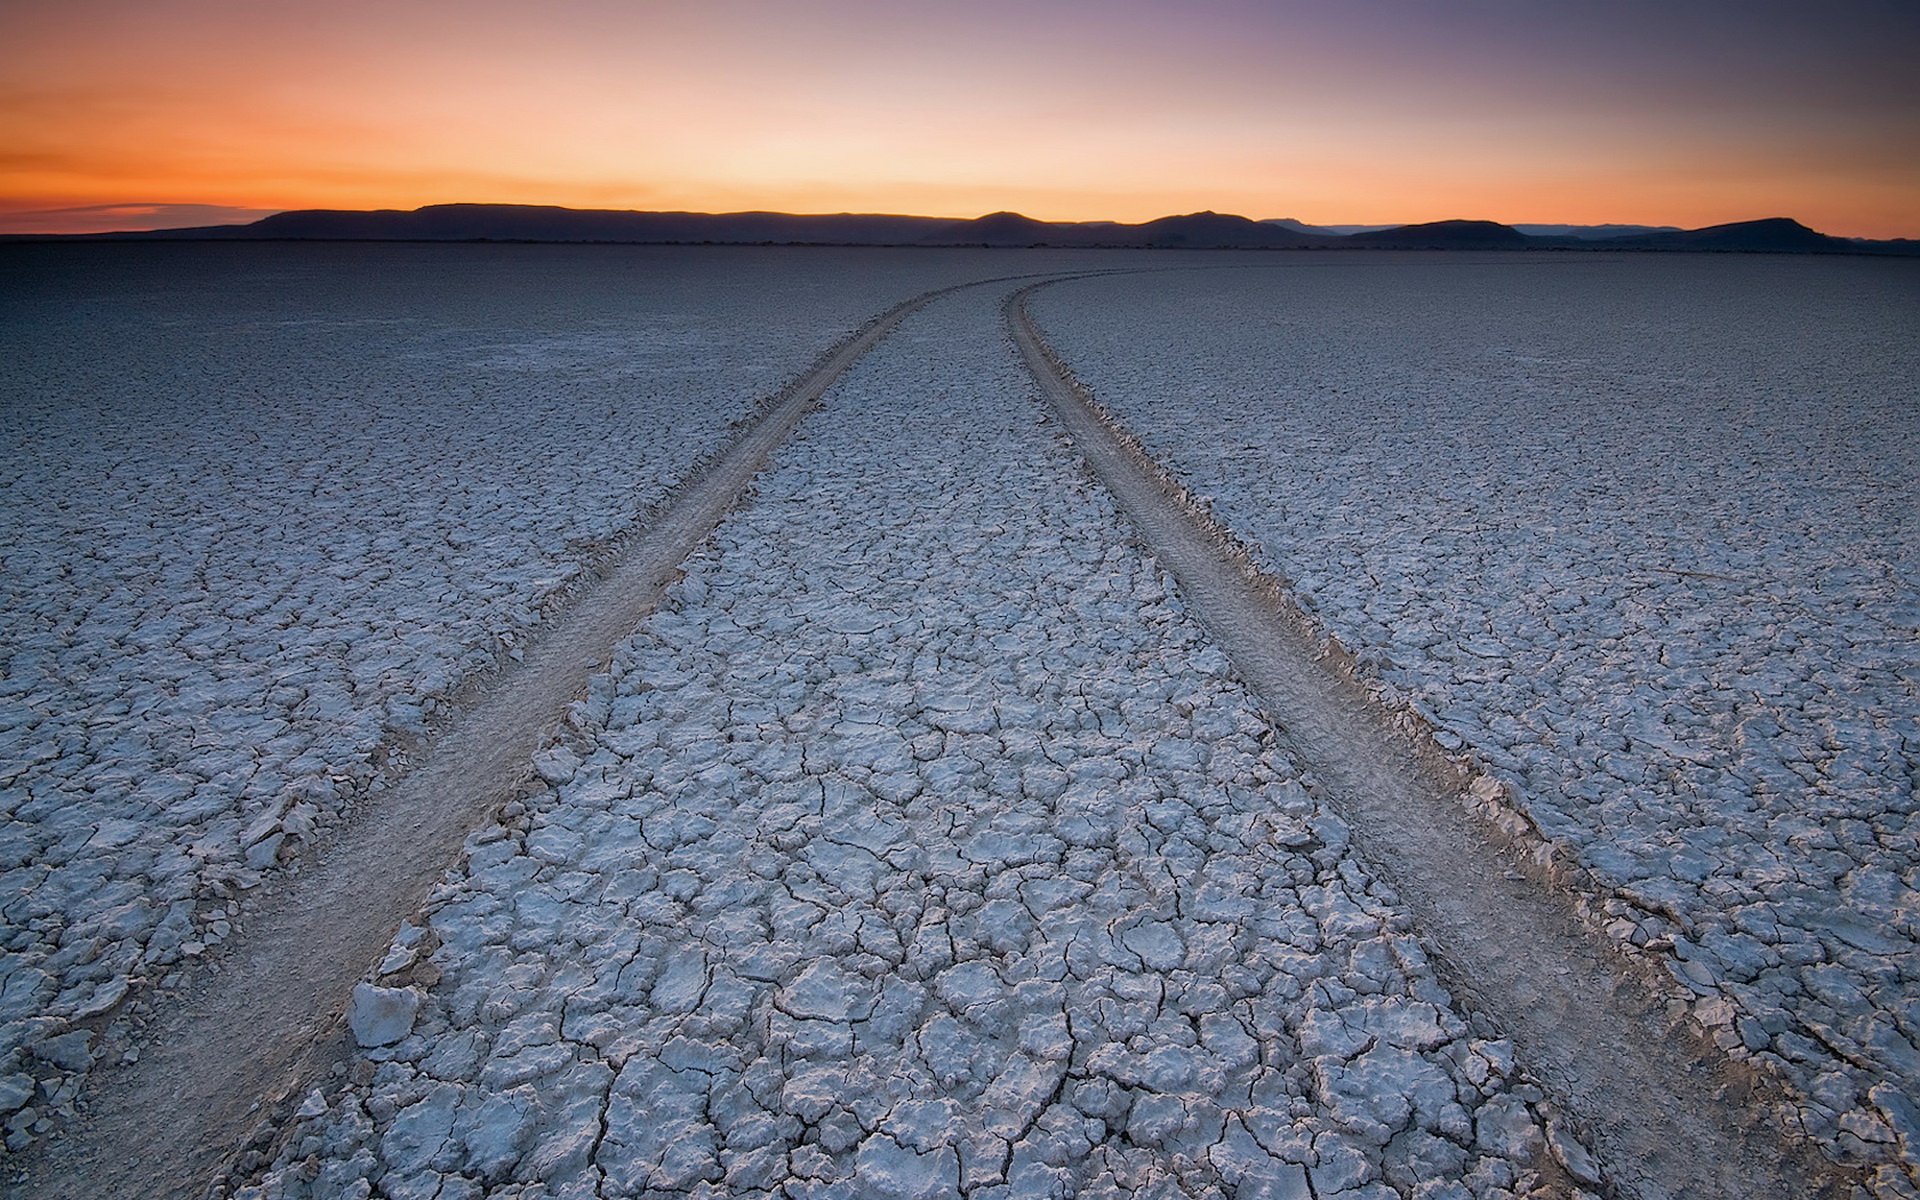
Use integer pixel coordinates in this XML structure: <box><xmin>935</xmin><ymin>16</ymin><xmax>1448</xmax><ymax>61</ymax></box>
<box><xmin>0</xmin><ymin>244</ymin><xmax>1110</xmax><ymax>1150</ymax></box>
<box><xmin>1032</xmin><ymin>253</ymin><xmax>1920</xmax><ymax>1194</ymax></box>
<box><xmin>235</xmin><ymin>283</ymin><xmax>1567</xmax><ymax>1200</ymax></box>
<box><xmin>3</xmin><ymin>246</ymin><xmax>1909</xmax><ymax>1198</ymax></box>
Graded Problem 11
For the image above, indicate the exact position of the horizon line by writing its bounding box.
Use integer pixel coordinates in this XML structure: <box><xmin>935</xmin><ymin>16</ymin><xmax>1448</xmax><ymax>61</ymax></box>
<box><xmin>4</xmin><ymin>200</ymin><xmax>1915</xmax><ymax>243</ymax></box>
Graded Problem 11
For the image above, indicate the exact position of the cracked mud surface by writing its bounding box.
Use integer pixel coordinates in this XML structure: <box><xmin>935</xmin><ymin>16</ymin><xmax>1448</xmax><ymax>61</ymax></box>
<box><xmin>2</xmin><ymin>245</ymin><xmax>1105</xmax><ymax>1155</ymax></box>
<box><xmin>1013</xmin><ymin>281</ymin><xmax>1863</xmax><ymax>1200</ymax></box>
<box><xmin>1027</xmin><ymin>257</ymin><xmax>1919</xmax><ymax>1196</ymax></box>
<box><xmin>231</xmin><ymin>286</ymin><xmax>1574</xmax><ymax>1200</ymax></box>
<box><xmin>9</xmin><ymin>248</ymin><xmax>1897</xmax><ymax>1200</ymax></box>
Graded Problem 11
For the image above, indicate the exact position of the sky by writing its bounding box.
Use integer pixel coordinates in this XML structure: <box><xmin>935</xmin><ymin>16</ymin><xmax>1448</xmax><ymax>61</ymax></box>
<box><xmin>2</xmin><ymin>0</ymin><xmax>1917</xmax><ymax>237</ymax></box>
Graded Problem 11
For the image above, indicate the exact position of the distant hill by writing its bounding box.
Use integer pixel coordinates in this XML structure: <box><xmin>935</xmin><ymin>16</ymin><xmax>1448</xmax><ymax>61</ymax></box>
<box><xmin>184</xmin><ymin>204</ymin><xmax>955</xmax><ymax>245</ymax></box>
<box><xmin>1132</xmin><ymin>211</ymin><xmax>1326</xmax><ymax>248</ymax></box>
<box><xmin>920</xmin><ymin>211</ymin><xmax>1132</xmax><ymax>247</ymax></box>
<box><xmin>1268</xmin><ymin>218</ymin><xmax>1689</xmax><ymax>240</ymax></box>
<box><xmin>1511</xmin><ymin>223</ymin><xmax>1682</xmax><ymax>239</ymax></box>
<box><xmin>20</xmin><ymin>203</ymin><xmax>1913</xmax><ymax>255</ymax></box>
<box><xmin>1343</xmin><ymin>219</ymin><xmax>1534</xmax><ymax>250</ymax></box>
<box><xmin>907</xmin><ymin>210</ymin><xmax>1327</xmax><ymax>248</ymax></box>
<box><xmin>922</xmin><ymin>211</ymin><xmax>1064</xmax><ymax>246</ymax></box>
<box><xmin>1582</xmin><ymin>217</ymin><xmax>1859</xmax><ymax>253</ymax></box>
<box><xmin>1264</xmin><ymin>218</ymin><xmax>1396</xmax><ymax>236</ymax></box>
<box><xmin>97</xmin><ymin>204</ymin><xmax>1341</xmax><ymax>250</ymax></box>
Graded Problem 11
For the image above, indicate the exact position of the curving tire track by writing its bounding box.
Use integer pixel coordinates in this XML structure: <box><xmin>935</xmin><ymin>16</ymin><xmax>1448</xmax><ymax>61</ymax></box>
<box><xmin>1007</xmin><ymin>278</ymin><xmax>1863</xmax><ymax>1200</ymax></box>
<box><xmin>11</xmin><ymin>274</ymin><xmax>1073</xmax><ymax>1200</ymax></box>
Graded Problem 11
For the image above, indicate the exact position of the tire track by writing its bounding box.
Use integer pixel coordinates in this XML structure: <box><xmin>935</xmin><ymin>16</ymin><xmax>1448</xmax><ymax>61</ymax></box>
<box><xmin>1007</xmin><ymin>279</ymin><xmax>1863</xmax><ymax>1200</ymax></box>
<box><xmin>9</xmin><ymin>276</ymin><xmax>1024</xmax><ymax>1200</ymax></box>
<box><xmin>221</xmin><ymin>276</ymin><xmax>1576</xmax><ymax>1200</ymax></box>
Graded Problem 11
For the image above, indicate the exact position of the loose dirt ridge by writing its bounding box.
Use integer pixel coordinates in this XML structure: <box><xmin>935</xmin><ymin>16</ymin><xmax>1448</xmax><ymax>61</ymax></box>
<box><xmin>14</xmin><ymin>267</ymin><xmax>1861</xmax><ymax>1200</ymax></box>
<box><xmin>10</xmin><ymin>276</ymin><xmax>1037</xmax><ymax>1200</ymax></box>
<box><xmin>1008</xmin><ymin>280</ymin><xmax>1860</xmax><ymax>1200</ymax></box>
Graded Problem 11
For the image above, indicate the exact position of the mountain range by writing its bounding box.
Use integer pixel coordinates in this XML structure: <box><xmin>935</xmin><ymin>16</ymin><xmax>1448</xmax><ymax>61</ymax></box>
<box><xmin>19</xmin><ymin>204</ymin><xmax>1917</xmax><ymax>255</ymax></box>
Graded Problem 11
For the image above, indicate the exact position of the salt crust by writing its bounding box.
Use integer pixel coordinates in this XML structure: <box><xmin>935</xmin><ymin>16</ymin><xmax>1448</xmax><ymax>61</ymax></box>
<box><xmin>235</xmin><ymin>285</ymin><xmax>1577</xmax><ymax>1199</ymax></box>
<box><xmin>1033</xmin><ymin>255</ymin><xmax>1919</xmax><ymax>1195</ymax></box>
<box><xmin>0</xmin><ymin>244</ymin><xmax>1090</xmax><ymax>1149</ymax></box>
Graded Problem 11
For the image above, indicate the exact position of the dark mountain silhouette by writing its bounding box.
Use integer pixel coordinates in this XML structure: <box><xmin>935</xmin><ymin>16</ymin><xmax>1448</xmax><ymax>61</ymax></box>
<box><xmin>923</xmin><ymin>211</ymin><xmax>1087</xmax><ymax>246</ymax></box>
<box><xmin>21</xmin><ymin>203</ymin><xmax>1912</xmax><ymax>255</ymax></box>
<box><xmin>187</xmin><ymin>204</ymin><xmax>955</xmax><ymax>245</ymax></box>
<box><xmin>1268</xmin><ymin>218</ymin><xmax>1689</xmax><ymax>240</ymax></box>
<box><xmin>1134</xmin><ymin>211</ymin><xmax>1326</xmax><ymax>248</ymax></box>
<box><xmin>1264</xmin><ymin>217</ymin><xmax>1396</xmax><ymax>236</ymax></box>
<box><xmin>1512</xmin><ymin>222</ymin><xmax>1682</xmax><ymax>239</ymax></box>
<box><xmin>1585</xmin><ymin>217</ymin><xmax>1857</xmax><ymax>253</ymax></box>
<box><xmin>915</xmin><ymin>210</ymin><xmax>1327</xmax><ymax>248</ymax></box>
<box><xmin>1343</xmin><ymin>219</ymin><xmax>1534</xmax><ymax>249</ymax></box>
<box><xmin>105</xmin><ymin>204</ymin><xmax>1337</xmax><ymax>249</ymax></box>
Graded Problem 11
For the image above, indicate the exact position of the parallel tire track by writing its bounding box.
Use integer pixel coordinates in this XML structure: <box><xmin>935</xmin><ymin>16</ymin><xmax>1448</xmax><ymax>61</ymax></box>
<box><xmin>1007</xmin><ymin>279</ymin><xmax>1862</xmax><ymax>1200</ymax></box>
<box><xmin>11</xmin><ymin>279</ymin><xmax>982</xmax><ymax>1200</ymax></box>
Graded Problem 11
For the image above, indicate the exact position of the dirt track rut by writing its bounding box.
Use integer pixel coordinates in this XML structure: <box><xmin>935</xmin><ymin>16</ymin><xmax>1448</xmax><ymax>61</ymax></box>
<box><xmin>9</xmin><ymin>280</ymin><xmax>997</xmax><ymax>1200</ymax></box>
<box><xmin>15</xmin><ymin>267</ymin><xmax>1860</xmax><ymax>1200</ymax></box>
<box><xmin>1008</xmin><ymin>279</ymin><xmax>1861</xmax><ymax>1200</ymax></box>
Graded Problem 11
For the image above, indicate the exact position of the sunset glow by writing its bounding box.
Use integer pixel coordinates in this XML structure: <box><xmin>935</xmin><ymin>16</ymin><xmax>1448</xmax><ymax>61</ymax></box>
<box><xmin>3</xmin><ymin>0</ymin><xmax>1916</xmax><ymax>237</ymax></box>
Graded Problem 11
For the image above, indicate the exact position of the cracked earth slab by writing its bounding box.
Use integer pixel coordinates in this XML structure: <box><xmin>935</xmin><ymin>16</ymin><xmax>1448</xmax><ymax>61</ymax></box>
<box><xmin>2</xmin><ymin>245</ymin><xmax>1116</xmax><ymax>1159</ymax></box>
<box><xmin>1022</xmin><ymin>258</ymin><xmax>1920</xmax><ymax>1197</ymax></box>
<box><xmin>227</xmin><ymin>283</ymin><xmax>1580</xmax><ymax>1200</ymax></box>
<box><xmin>7</xmin><ymin>273</ymin><xmax>990</xmax><ymax>1200</ymax></box>
<box><xmin>1008</xmin><ymin>279</ymin><xmax>1868</xmax><ymax>1200</ymax></box>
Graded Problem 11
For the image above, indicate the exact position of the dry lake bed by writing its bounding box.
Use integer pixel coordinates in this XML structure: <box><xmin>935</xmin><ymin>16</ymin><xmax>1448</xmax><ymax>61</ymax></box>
<box><xmin>2</xmin><ymin>243</ymin><xmax>1914</xmax><ymax>1200</ymax></box>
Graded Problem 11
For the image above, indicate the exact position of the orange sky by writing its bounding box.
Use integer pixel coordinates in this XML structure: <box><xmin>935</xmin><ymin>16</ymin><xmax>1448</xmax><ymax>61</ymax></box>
<box><xmin>3</xmin><ymin>0</ymin><xmax>1917</xmax><ymax>237</ymax></box>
